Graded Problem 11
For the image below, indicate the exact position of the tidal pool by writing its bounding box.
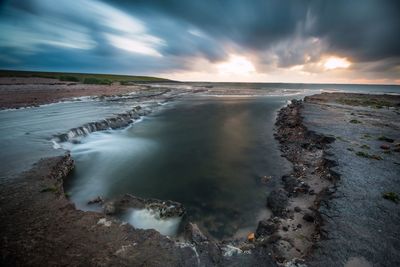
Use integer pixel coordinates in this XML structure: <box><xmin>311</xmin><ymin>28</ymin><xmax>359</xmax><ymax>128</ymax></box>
<box><xmin>64</xmin><ymin>96</ymin><xmax>292</xmax><ymax>239</ymax></box>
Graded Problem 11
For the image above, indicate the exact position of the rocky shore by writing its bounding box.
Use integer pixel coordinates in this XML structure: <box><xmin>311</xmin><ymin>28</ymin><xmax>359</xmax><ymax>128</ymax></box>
<box><xmin>263</xmin><ymin>99</ymin><xmax>338</xmax><ymax>264</ymax></box>
<box><xmin>1</xmin><ymin>92</ymin><xmax>399</xmax><ymax>266</ymax></box>
<box><xmin>1</xmin><ymin>95</ymin><xmax>335</xmax><ymax>267</ymax></box>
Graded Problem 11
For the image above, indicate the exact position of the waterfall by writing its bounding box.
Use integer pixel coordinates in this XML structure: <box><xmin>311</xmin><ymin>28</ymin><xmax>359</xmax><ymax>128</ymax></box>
<box><xmin>54</xmin><ymin>105</ymin><xmax>149</xmax><ymax>142</ymax></box>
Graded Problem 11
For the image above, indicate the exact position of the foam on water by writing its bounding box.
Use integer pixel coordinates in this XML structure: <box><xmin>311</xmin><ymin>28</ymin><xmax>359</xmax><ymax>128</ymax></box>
<box><xmin>127</xmin><ymin>208</ymin><xmax>181</xmax><ymax>236</ymax></box>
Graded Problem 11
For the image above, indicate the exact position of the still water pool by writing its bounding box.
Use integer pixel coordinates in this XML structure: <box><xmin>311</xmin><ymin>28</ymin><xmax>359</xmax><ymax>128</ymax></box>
<box><xmin>65</xmin><ymin>96</ymin><xmax>292</xmax><ymax>239</ymax></box>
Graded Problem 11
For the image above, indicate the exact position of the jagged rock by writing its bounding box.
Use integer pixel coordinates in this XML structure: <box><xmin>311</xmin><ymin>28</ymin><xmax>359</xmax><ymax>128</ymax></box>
<box><xmin>267</xmin><ymin>189</ymin><xmax>288</xmax><ymax>216</ymax></box>
<box><xmin>282</xmin><ymin>175</ymin><xmax>299</xmax><ymax>192</ymax></box>
<box><xmin>105</xmin><ymin>194</ymin><xmax>185</xmax><ymax>219</ymax></box>
<box><xmin>185</xmin><ymin>223</ymin><xmax>208</xmax><ymax>244</ymax></box>
<box><xmin>88</xmin><ymin>196</ymin><xmax>104</xmax><ymax>205</ymax></box>
<box><xmin>55</xmin><ymin>106</ymin><xmax>143</xmax><ymax>142</ymax></box>
<box><xmin>256</xmin><ymin>219</ymin><xmax>278</xmax><ymax>238</ymax></box>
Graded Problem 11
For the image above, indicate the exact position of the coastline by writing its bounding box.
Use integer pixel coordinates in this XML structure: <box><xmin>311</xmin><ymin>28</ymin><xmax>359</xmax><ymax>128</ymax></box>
<box><xmin>1</xmin><ymin>92</ymin><xmax>399</xmax><ymax>266</ymax></box>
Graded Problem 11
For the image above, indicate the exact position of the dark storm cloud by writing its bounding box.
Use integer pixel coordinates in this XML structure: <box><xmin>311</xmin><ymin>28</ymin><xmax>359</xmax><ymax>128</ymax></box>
<box><xmin>113</xmin><ymin>0</ymin><xmax>309</xmax><ymax>51</ymax></box>
<box><xmin>308</xmin><ymin>0</ymin><xmax>400</xmax><ymax>62</ymax></box>
<box><xmin>113</xmin><ymin>0</ymin><xmax>400</xmax><ymax>61</ymax></box>
<box><xmin>0</xmin><ymin>0</ymin><xmax>399</xmax><ymax>77</ymax></box>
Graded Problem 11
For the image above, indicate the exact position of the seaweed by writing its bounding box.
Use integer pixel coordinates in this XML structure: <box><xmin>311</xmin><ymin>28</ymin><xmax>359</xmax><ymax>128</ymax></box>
<box><xmin>382</xmin><ymin>192</ymin><xmax>399</xmax><ymax>203</ymax></box>
<box><xmin>355</xmin><ymin>151</ymin><xmax>382</xmax><ymax>160</ymax></box>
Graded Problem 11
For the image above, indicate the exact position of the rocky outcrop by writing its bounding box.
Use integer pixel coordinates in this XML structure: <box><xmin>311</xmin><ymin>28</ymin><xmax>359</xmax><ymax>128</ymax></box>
<box><xmin>103</xmin><ymin>194</ymin><xmax>186</xmax><ymax>219</ymax></box>
<box><xmin>253</xmin><ymin>98</ymin><xmax>339</xmax><ymax>264</ymax></box>
<box><xmin>266</xmin><ymin>189</ymin><xmax>288</xmax><ymax>216</ymax></box>
<box><xmin>54</xmin><ymin>106</ymin><xmax>151</xmax><ymax>142</ymax></box>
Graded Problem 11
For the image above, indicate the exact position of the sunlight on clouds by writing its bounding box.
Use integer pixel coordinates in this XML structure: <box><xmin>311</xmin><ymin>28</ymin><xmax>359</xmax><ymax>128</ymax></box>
<box><xmin>0</xmin><ymin>0</ymin><xmax>165</xmax><ymax>58</ymax></box>
<box><xmin>217</xmin><ymin>55</ymin><xmax>255</xmax><ymax>75</ymax></box>
<box><xmin>105</xmin><ymin>34</ymin><xmax>164</xmax><ymax>57</ymax></box>
<box><xmin>324</xmin><ymin>56</ymin><xmax>351</xmax><ymax>70</ymax></box>
<box><xmin>86</xmin><ymin>0</ymin><xmax>165</xmax><ymax>57</ymax></box>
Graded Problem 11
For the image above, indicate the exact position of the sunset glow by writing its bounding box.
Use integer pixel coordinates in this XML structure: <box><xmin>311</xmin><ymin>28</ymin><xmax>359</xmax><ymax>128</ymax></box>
<box><xmin>0</xmin><ymin>0</ymin><xmax>398</xmax><ymax>84</ymax></box>
<box><xmin>324</xmin><ymin>57</ymin><xmax>351</xmax><ymax>70</ymax></box>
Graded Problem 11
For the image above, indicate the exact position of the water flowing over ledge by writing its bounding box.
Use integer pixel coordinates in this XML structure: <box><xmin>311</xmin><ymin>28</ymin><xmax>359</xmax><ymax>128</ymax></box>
<box><xmin>53</xmin><ymin>105</ymin><xmax>151</xmax><ymax>143</ymax></box>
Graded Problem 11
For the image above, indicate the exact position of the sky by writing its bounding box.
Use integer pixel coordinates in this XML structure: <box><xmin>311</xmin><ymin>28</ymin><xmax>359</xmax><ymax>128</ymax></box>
<box><xmin>0</xmin><ymin>0</ymin><xmax>399</xmax><ymax>84</ymax></box>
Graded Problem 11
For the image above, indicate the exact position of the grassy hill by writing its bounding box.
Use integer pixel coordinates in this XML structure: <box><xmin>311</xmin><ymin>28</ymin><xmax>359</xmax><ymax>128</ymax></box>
<box><xmin>0</xmin><ymin>70</ymin><xmax>174</xmax><ymax>84</ymax></box>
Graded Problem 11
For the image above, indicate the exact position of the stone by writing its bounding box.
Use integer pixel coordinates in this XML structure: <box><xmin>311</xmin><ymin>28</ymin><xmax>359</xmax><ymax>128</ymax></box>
<box><xmin>185</xmin><ymin>223</ymin><xmax>208</xmax><ymax>244</ymax></box>
<box><xmin>282</xmin><ymin>175</ymin><xmax>299</xmax><ymax>192</ymax></box>
<box><xmin>260</xmin><ymin>175</ymin><xmax>272</xmax><ymax>184</ymax></box>
<box><xmin>267</xmin><ymin>189</ymin><xmax>288</xmax><ymax>216</ymax></box>
<box><xmin>380</xmin><ymin>144</ymin><xmax>390</xmax><ymax>150</ymax></box>
<box><xmin>294</xmin><ymin>206</ymin><xmax>302</xmax><ymax>212</ymax></box>
<box><xmin>88</xmin><ymin>196</ymin><xmax>104</xmax><ymax>205</ymax></box>
<box><xmin>108</xmin><ymin>194</ymin><xmax>185</xmax><ymax>219</ymax></box>
<box><xmin>256</xmin><ymin>219</ymin><xmax>278</xmax><ymax>238</ymax></box>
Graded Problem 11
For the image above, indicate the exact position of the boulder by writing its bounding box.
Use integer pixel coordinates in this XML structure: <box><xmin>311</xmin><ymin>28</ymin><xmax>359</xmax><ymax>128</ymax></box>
<box><xmin>282</xmin><ymin>175</ymin><xmax>299</xmax><ymax>192</ymax></box>
<box><xmin>255</xmin><ymin>219</ymin><xmax>278</xmax><ymax>238</ymax></box>
<box><xmin>380</xmin><ymin>144</ymin><xmax>390</xmax><ymax>150</ymax></box>
<box><xmin>267</xmin><ymin>189</ymin><xmax>288</xmax><ymax>216</ymax></box>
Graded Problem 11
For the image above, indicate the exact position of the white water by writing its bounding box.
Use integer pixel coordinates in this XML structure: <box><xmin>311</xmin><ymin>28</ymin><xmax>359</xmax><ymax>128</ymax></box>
<box><xmin>127</xmin><ymin>208</ymin><xmax>181</xmax><ymax>236</ymax></box>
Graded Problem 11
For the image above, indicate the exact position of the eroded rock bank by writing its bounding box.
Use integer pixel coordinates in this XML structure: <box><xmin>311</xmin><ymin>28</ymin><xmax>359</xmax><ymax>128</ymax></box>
<box><xmin>0</xmin><ymin>97</ymin><xmax>333</xmax><ymax>267</ymax></box>
<box><xmin>0</xmin><ymin>152</ymin><xmax>279</xmax><ymax>266</ymax></box>
<box><xmin>0</xmin><ymin>154</ymin><xmax>205</xmax><ymax>266</ymax></box>
<box><xmin>4</xmin><ymin>93</ymin><xmax>396</xmax><ymax>266</ymax></box>
<box><xmin>54</xmin><ymin>105</ymin><xmax>149</xmax><ymax>143</ymax></box>
<box><xmin>245</xmin><ymin>99</ymin><xmax>339</xmax><ymax>265</ymax></box>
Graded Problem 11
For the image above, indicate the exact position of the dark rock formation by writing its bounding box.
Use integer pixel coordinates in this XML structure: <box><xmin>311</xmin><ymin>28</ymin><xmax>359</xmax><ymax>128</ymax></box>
<box><xmin>256</xmin><ymin>219</ymin><xmax>278</xmax><ymax>238</ymax></box>
<box><xmin>267</xmin><ymin>189</ymin><xmax>288</xmax><ymax>216</ymax></box>
<box><xmin>104</xmin><ymin>194</ymin><xmax>185</xmax><ymax>219</ymax></box>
